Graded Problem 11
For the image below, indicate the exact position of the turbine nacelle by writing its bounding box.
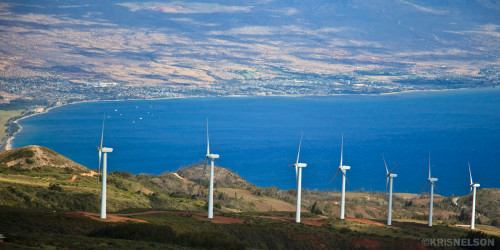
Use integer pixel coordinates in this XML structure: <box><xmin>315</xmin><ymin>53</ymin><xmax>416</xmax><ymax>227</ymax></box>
<box><xmin>340</xmin><ymin>165</ymin><xmax>350</xmax><ymax>170</ymax></box>
<box><xmin>388</xmin><ymin>173</ymin><xmax>397</xmax><ymax>178</ymax></box>
<box><xmin>207</xmin><ymin>153</ymin><xmax>219</xmax><ymax>160</ymax></box>
<box><xmin>471</xmin><ymin>183</ymin><xmax>480</xmax><ymax>188</ymax></box>
<box><xmin>291</xmin><ymin>163</ymin><xmax>307</xmax><ymax>168</ymax></box>
<box><xmin>101</xmin><ymin>147</ymin><xmax>113</xmax><ymax>153</ymax></box>
<box><xmin>428</xmin><ymin>177</ymin><xmax>438</xmax><ymax>182</ymax></box>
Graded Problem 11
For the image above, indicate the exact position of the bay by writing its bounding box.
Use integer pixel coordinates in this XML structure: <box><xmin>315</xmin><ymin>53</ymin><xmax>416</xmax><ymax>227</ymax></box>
<box><xmin>13</xmin><ymin>88</ymin><xmax>500</xmax><ymax>196</ymax></box>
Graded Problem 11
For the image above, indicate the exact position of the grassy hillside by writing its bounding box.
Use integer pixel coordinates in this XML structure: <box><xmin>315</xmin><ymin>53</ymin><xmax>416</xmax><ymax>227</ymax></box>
<box><xmin>0</xmin><ymin>109</ymin><xmax>22</xmax><ymax>148</ymax></box>
<box><xmin>0</xmin><ymin>146</ymin><xmax>499</xmax><ymax>249</ymax></box>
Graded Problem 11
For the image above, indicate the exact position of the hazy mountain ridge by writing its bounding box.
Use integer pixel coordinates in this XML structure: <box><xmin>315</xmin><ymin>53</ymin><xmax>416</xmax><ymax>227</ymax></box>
<box><xmin>0</xmin><ymin>0</ymin><xmax>499</xmax><ymax>104</ymax></box>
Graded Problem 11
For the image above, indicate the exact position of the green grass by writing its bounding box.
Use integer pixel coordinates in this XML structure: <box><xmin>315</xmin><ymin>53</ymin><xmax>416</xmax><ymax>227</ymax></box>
<box><xmin>0</xmin><ymin>109</ymin><xmax>22</xmax><ymax>143</ymax></box>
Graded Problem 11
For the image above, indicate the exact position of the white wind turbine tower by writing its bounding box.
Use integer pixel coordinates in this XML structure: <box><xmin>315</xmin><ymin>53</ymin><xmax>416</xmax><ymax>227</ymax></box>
<box><xmin>97</xmin><ymin>114</ymin><xmax>105</xmax><ymax>184</ymax></box>
<box><xmin>468</xmin><ymin>162</ymin><xmax>480</xmax><ymax>229</ymax></box>
<box><xmin>203</xmin><ymin>120</ymin><xmax>219</xmax><ymax>219</ymax></box>
<box><xmin>289</xmin><ymin>132</ymin><xmax>307</xmax><ymax>223</ymax></box>
<box><xmin>383</xmin><ymin>156</ymin><xmax>397</xmax><ymax>226</ymax></box>
<box><xmin>97</xmin><ymin>114</ymin><xmax>113</xmax><ymax>219</ymax></box>
<box><xmin>420</xmin><ymin>151</ymin><xmax>439</xmax><ymax>227</ymax></box>
<box><xmin>329</xmin><ymin>133</ymin><xmax>350</xmax><ymax>220</ymax></box>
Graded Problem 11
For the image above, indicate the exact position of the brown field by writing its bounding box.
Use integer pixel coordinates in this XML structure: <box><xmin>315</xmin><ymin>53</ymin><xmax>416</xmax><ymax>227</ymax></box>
<box><xmin>218</xmin><ymin>187</ymin><xmax>296</xmax><ymax>212</ymax></box>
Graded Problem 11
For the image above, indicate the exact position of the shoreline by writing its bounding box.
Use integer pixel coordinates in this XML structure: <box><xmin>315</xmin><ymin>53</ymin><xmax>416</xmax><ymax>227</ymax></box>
<box><xmin>4</xmin><ymin>105</ymin><xmax>60</xmax><ymax>151</ymax></box>
<box><xmin>3</xmin><ymin>86</ymin><xmax>497</xmax><ymax>151</ymax></box>
<box><xmin>2</xmin><ymin>96</ymin><xmax>186</xmax><ymax>151</ymax></box>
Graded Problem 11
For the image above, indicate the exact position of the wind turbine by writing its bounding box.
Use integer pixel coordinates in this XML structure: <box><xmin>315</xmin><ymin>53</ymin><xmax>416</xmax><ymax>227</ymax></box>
<box><xmin>329</xmin><ymin>133</ymin><xmax>350</xmax><ymax>220</ymax></box>
<box><xmin>383</xmin><ymin>156</ymin><xmax>397</xmax><ymax>226</ymax></box>
<box><xmin>97</xmin><ymin>114</ymin><xmax>113</xmax><ymax>219</ymax></box>
<box><xmin>289</xmin><ymin>132</ymin><xmax>307</xmax><ymax>223</ymax></box>
<box><xmin>420</xmin><ymin>151</ymin><xmax>439</xmax><ymax>227</ymax></box>
<box><xmin>97</xmin><ymin>114</ymin><xmax>105</xmax><ymax>185</ymax></box>
<box><xmin>468</xmin><ymin>162</ymin><xmax>480</xmax><ymax>229</ymax></box>
<box><xmin>203</xmin><ymin>119</ymin><xmax>219</xmax><ymax>219</ymax></box>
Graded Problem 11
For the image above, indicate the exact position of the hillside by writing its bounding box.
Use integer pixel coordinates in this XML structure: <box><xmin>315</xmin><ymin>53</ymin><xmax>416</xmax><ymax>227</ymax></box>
<box><xmin>0</xmin><ymin>145</ymin><xmax>89</xmax><ymax>172</ymax></box>
<box><xmin>0</xmin><ymin>146</ymin><xmax>499</xmax><ymax>249</ymax></box>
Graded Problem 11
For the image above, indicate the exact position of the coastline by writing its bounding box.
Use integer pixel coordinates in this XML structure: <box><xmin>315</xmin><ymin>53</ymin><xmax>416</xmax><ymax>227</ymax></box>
<box><xmin>4</xmin><ymin>104</ymin><xmax>60</xmax><ymax>151</ymax></box>
<box><xmin>3</xmin><ymin>86</ymin><xmax>497</xmax><ymax>151</ymax></box>
<box><xmin>2</xmin><ymin>96</ymin><xmax>185</xmax><ymax>151</ymax></box>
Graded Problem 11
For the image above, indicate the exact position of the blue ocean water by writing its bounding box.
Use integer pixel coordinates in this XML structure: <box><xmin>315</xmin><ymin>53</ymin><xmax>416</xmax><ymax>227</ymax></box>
<box><xmin>13</xmin><ymin>88</ymin><xmax>500</xmax><ymax>196</ymax></box>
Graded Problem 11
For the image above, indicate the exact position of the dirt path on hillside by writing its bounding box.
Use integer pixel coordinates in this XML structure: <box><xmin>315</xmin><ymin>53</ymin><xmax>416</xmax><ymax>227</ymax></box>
<box><xmin>172</xmin><ymin>173</ymin><xmax>189</xmax><ymax>184</ymax></box>
<box><xmin>115</xmin><ymin>210</ymin><xmax>245</xmax><ymax>224</ymax></box>
<box><xmin>68</xmin><ymin>175</ymin><xmax>77</xmax><ymax>182</ymax></box>
<box><xmin>345</xmin><ymin>217</ymin><xmax>385</xmax><ymax>226</ymax></box>
<box><xmin>94</xmin><ymin>210</ymin><xmax>246</xmax><ymax>224</ymax></box>
<box><xmin>66</xmin><ymin>212</ymin><xmax>149</xmax><ymax>223</ymax></box>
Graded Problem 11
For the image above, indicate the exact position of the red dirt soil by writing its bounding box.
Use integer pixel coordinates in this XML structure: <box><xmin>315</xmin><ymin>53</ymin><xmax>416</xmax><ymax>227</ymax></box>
<box><xmin>352</xmin><ymin>238</ymin><xmax>381</xmax><ymax>249</ymax></box>
<box><xmin>66</xmin><ymin>212</ymin><xmax>148</xmax><ymax>223</ymax></box>
<box><xmin>68</xmin><ymin>211</ymin><xmax>244</xmax><ymax>224</ymax></box>
<box><xmin>115</xmin><ymin>210</ymin><xmax>245</xmax><ymax>224</ymax></box>
<box><xmin>345</xmin><ymin>217</ymin><xmax>385</xmax><ymax>226</ymax></box>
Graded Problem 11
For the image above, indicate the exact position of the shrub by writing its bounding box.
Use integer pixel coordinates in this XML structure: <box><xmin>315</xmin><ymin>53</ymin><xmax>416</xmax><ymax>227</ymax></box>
<box><xmin>365</xmin><ymin>209</ymin><xmax>376</xmax><ymax>218</ymax></box>
<box><xmin>0</xmin><ymin>148</ymin><xmax>35</xmax><ymax>163</ymax></box>
<box><xmin>311</xmin><ymin>201</ymin><xmax>323</xmax><ymax>215</ymax></box>
<box><xmin>48</xmin><ymin>184</ymin><xmax>63</xmax><ymax>192</ymax></box>
<box><xmin>490</xmin><ymin>219</ymin><xmax>500</xmax><ymax>228</ymax></box>
<box><xmin>112</xmin><ymin>170</ymin><xmax>133</xmax><ymax>179</ymax></box>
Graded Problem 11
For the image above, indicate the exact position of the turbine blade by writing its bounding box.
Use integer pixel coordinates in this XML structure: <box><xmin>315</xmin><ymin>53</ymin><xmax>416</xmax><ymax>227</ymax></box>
<box><xmin>344</xmin><ymin>172</ymin><xmax>350</xmax><ymax>186</ymax></box>
<box><xmin>295</xmin><ymin>165</ymin><xmax>298</xmax><ymax>182</ymax></box>
<box><xmin>389</xmin><ymin>164</ymin><xmax>397</xmax><ymax>174</ymax></box>
<box><xmin>428</xmin><ymin>151</ymin><xmax>431</xmax><ymax>179</ymax></box>
<box><xmin>468</xmin><ymin>162</ymin><xmax>473</xmax><ymax>185</ymax></box>
<box><xmin>385</xmin><ymin>177</ymin><xmax>389</xmax><ymax>192</ymax></box>
<box><xmin>329</xmin><ymin>168</ymin><xmax>341</xmax><ymax>184</ymax></box>
<box><xmin>340</xmin><ymin>133</ymin><xmax>344</xmax><ymax>167</ymax></box>
<box><xmin>296</xmin><ymin>132</ymin><xmax>303</xmax><ymax>165</ymax></box>
<box><xmin>433</xmin><ymin>182</ymin><xmax>440</xmax><ymax>194</ymax></box>
<box><xmin>98</xmin><ymin>150</ymin><xmax>102</xmax><ymax>185</ymax></box>
<box><xmin>420</xmin><ymin>181</ymin><xmax>429</xmax><ymax>194</ymax></box>
<box><xmin>206</xmin><ymin>119</ymin><xmax>210</xmax><ymax>155</ymax></box>
<box><xmin>383</xmin><ymin>155</ymin><xmax>388</xmax><ymax>174</ymax></box>
<box><xmin>202</xmin><ymin>158</ymin><xmax>209</xmax><ymax>176</ymax></box>
<box><xmin>100</xmin><ymin>113</ymin><xmax>105</xmax><ymax>148</ymax></box>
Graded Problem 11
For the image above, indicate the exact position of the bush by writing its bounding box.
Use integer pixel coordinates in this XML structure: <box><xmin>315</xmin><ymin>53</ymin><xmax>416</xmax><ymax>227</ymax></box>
<box><xmin>490</xmin><ymin>219</ymin><xmax>500</xmax><ymax>228</ymax></box>
<box><xmin>112</xmin><ymin>170</ymin><xmax>133</xmax><ymax>179</ymax></box>
<box><xmin>48</xmin><ymin>184</ymin><xmax>63</xmax><ymax>192</ymax></box>
<box><xmin>311</xmin><ymin>201</ymin><xmax>323</xmax><ymax>215</ymax></box>
<box><xmin>108</xmin><ymin>177</ymin><xmax>129</xmax><ymax>191</ymax></box>
<box><xmin>0</xmin><ymin>148</ymin><xmax>35</xmax><ymax>163</ymax></box>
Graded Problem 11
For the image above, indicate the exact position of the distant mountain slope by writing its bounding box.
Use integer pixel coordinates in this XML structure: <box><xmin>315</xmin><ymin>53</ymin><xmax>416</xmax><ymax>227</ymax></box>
<box><xmin>0</xmin><ymin>0</ymin><xmax>498</xmax><ymax>99</ymax></box>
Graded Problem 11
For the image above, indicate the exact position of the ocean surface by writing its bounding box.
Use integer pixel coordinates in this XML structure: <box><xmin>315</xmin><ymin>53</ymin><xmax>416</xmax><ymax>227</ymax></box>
<box><xmin>13</xmin><ymin>88</ymin><xmax>500</xmax><ymax>196</ymax></box>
